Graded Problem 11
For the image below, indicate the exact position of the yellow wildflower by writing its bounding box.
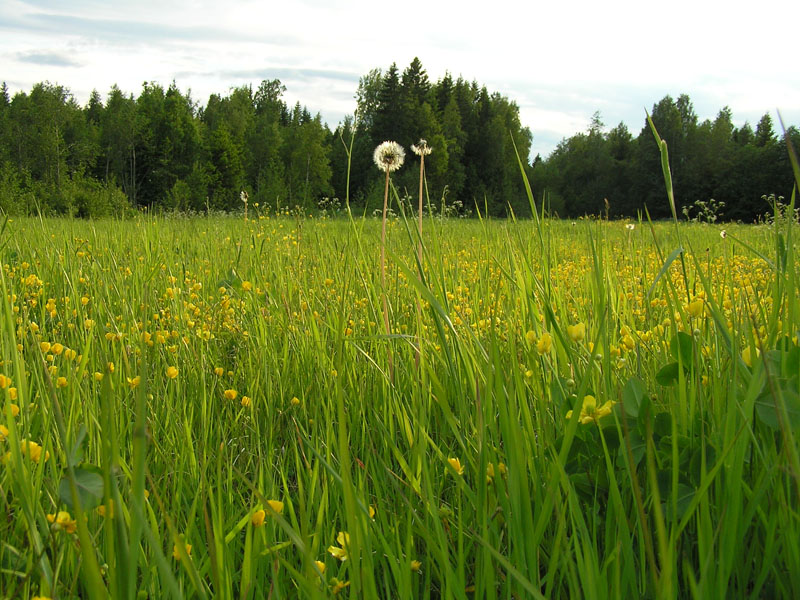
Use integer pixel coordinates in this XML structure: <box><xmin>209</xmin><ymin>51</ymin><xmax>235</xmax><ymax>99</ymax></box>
<box><xmin>566</xmin><ymin>395</ymin><xmax>615</xmax><ymax>425</ymax></box>
<box><xmin>327</xmin><ymin>531</ymin><xmax>350</xmax><ymax>561</ymax></box>
<box><xmin>687</xmin><ymin>299</ymin><xmax>704</xmax><ymax>318</ymax></box>
<box><xmin>127</xmin><ymin>376</ymin><xmax>141</xmax><ymax>389</ymax></box>
<box><xmin>411</xmin><ymin>559</ymin><xmax>422</xmax><ymax>571</ymax></box>
<box><xmin>331</xmin><ymin>578</ymin><xmax>350</xmax><ymax>594</ymax></box>
<box><xmin>314</xmin><ymin>560</ymin><xmax>326</xmax><ymax>574</ymax></box>
<box><xmin>56</xmin><ymin>376</ymin><xmax>67</xmax><ymax>388</ymax></box>
<box><xmin>166</xmin><ymin>366</ymin><xmax>178</xmax><ymax>379</ymax></box>
<box><xmin>566</xmin><ymin>322</ymin><xmax>586</xmax><ymax>342</ymax></box>
<box><xmin>536</xmin><ymin>332</ymin><xmax>552</xmax><ymax>354</ymax></box>
<box><xmin>267</xmin><ymin>499</ymin><xmax>284</xmax><ymax>515</ymax></box>
<box><xmin>251</xmin><ymin>509</ymin><xmax>266</xmax><ymax>527</ymax></box>
<box><xmin>214</xmin><ymin>367</ymin><xmax>224</xmax><ymax>376</ymax></box>
<box><xmin>173</xmin><ymin>542</ymin><xmax>192</xmax><ymax>560</ymax></box>
<box><xmin>742</xmin><ymin>346</ymin><xmax>759</xmax><ymax>367</ymax></box>
<box><xmin>224</xmin><ymin>389</ymin><xmax>238</xmax><ymax>401</ymax></box>
<box><xmin>98</xmin><ymin>499</ymin><xmax>114</xmax><ymax>518</ymax></box>
<box><xmin>0</xmin><ymin>424</ymin><xmax>8</xmax><ymax>441</ymax></box>
<box><xmin>46</xmin><ymin>511</ymin><xmax>77</xmax><ymax>534</ymax></box>
<box><xmin>447</xmin><ymin>457</ymin><xmax>464</xmax><ymax>476</ymax></box>
<box><xmin>21</xmin><ymin>440</ymin><xmax>49</xmax><ymax>462</ymax></box>
<box><xmin>240</xmin><ymin>395</ymin><xmax>251</xmax><ymax>407</ymax></box>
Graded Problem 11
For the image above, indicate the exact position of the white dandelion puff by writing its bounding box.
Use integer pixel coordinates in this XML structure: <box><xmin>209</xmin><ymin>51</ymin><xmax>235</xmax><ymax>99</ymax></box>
<box><xmin>720</xmin><ymin>230</ymin><xmax>727</xmax><ymax>239</ymax></box>
<box><xmin>411</xmin><ymin>139</ymin><xmax>432</xmax><ymax>156</ymax></box>
<box><xmin>626</xmin><ymin>223</ymin><xmax>635</xmax><ymax>231</ymax></box>
<box><xmin>373</xmin><ymin>141</ymin><xmax>405</xmax><ymax>173</ymax></box>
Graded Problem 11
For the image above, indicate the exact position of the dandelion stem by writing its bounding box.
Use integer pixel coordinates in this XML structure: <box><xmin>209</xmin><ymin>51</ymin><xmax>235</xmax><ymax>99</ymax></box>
<box><xmin>381</xmin><ymin>168</ymin><xmax>393</xmax><ymax>378</ymax></box>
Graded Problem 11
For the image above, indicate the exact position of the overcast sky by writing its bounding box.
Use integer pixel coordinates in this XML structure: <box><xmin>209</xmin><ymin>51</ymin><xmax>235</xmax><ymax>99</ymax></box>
<box><xmin>2</xmin><ymin>0</ymin><xmax>799</xmax><ymax>158</ymax></box>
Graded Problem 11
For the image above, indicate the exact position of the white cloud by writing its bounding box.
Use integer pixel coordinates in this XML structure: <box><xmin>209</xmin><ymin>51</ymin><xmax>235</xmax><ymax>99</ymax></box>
<box><xmin>2</xmin><ymin>0</ymin><xmax>799</xmax><ymax>156</ymax></box>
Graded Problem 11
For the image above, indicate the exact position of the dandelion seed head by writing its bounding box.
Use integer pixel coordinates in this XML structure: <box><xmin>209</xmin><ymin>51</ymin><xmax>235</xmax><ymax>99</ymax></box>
<box><xmin>626</xmin><ymin>223</ymin><xmax>635</xmax><ymax>230</ymax></box>
<box><xmin>373</xmin><ymin>141</ymin><xmax>405</xmax><ymax>173</ymax></box>
<box><xmin>411</xmin><ymin>139</ymin><xmax>432</xmax><ymax>156</ymax></box>
<box><xmin>720</xmin><ymin>230</ymin><xmax>727</xmax><ymax>239</ymax></box>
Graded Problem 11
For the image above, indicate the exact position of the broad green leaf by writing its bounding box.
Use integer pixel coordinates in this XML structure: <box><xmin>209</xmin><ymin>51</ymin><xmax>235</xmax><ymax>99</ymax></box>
<box><xmin>669</xmin><ymin>332</ymin><xmax>694</xmax><ymax>368</ymax></box>
<box><xmin>622</xmin><ymin>376</ymin><xmax>646</xmax><ymax>418</ymax></box>
<box><xmin>656</xmin><ymin>361</ymin><xmax>681</xmax><ymax>386</ymax></box>
<box><xmin>60</xmin><ymin>466</ymin><xmax>104</xmax><ymax>511</ymax></box>
<box><xmin>755</xmin><ymin>389</ymin><xmax>800</xmax><ymax>430</ymax></box>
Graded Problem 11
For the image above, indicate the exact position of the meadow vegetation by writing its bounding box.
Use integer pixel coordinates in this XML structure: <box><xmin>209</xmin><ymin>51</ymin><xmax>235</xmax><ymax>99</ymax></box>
<box><xmin>1</xmin><ymin>128</ymin><xmax>800</xmax><ymax>599</ymax></box>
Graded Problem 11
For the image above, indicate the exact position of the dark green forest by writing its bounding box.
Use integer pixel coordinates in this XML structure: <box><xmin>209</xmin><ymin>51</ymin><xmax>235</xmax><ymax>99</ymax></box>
<box><xmin>0</xmin><ymin>58</ymin><xmax>797</xmax><ymax>220</ymax></box>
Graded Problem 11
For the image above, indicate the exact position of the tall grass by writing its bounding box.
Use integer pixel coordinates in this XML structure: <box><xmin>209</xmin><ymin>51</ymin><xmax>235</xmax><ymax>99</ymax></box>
<box><xmin>0</xmin><ymin>138</ymin><xmax>799</xmax><ymax>599</ymax></box>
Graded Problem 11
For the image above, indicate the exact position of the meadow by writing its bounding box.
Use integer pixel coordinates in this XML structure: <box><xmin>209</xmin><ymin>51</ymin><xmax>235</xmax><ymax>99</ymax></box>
<box><xmin>1</xmin><ymin>193</ymin><xmax>799</xmax><ymax>600</ymax></box>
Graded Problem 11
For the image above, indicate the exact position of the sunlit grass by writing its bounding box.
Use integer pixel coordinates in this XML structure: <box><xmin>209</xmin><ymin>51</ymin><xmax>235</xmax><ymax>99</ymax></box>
<box><xmin>0</xmin><ymin>203</ymin><xmax>798</xmax><ymax>598</ymax></box>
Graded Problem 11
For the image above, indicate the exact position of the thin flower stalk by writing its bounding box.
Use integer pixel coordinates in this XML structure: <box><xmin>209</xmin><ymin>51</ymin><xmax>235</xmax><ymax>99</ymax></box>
<box><xmin>373</xmin><ymin>141</ymin><xmax>405</xmax><ymax>378</ymax></box>
<box><xmin>411</xmin><ymin>139</ymin><xmax>432</xmax><ymax>369</ymax></box>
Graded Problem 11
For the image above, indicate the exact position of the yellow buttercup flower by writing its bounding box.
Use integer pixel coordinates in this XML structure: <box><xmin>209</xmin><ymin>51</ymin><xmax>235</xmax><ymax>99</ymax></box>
<box><xmin>240</xmin><ymin>396</ymin><xmax>251</xmax><ymax>407</ymax></box>
<box><xmin>327</xmin><ymin>531</ymin><xmax>350</xmax><ymax>561</ymax></box>
<box><xmin>251</xmin><ymin>509</ymin><xmax>266</xmax><ymax>527</ymax></box>
<box><xmin>447</xmin><ymin>457</ymin><xmax>464</xmax><ymax>476</ymax></box>
<box><xmin>267</xmin><ymin>499</ymin><xmax>284</xmax><ymax>515</ymax></box>
<box><xmin>173</xmin><ymin>541</ymin><xmax>192</xmax><ymax>560</ymax></box>
<box><xmin>21</xmin><ymin>440</ymin><xmax>49</xmax><ymax>463</ymax></box>
<box><xmin>0</xmin><ymin>424</ymin><xmax>9</xmax><ymax>441</ymax></box>
<box><xmin>47</xmin><ymin>511</ymin><xmax>77</xmax><ymax>534</ymax></box>
<box><xmin>536</xmin><ymin>332</ymin><xmax>552</xmax><ymax>354</ymax></box>
<box><xmin>314</xmin><ymin>560</ymin><xmax>326</xmax><ymax>574</ymax></box>
<box><xmin>687</xmin><ymin>299</ymin><xmax>704</xmax><ymax>318</ymax></box>
<box><xmin>98</xmin><ymin>499</ymin><xmax>114</xmax><ymax>518</ymax></box>
<box><xmin>331</xmin><ymin>578</ymin><xmax>350</xmax><ymax>594</ymax></box>
<box><xmin>742</xmin><ymin>346</ymin><xmax>759</xmax><ymax>367</ymax></box>
<box><xmin>127</xmin><ymin>376</ymin><xmax>141</xmax><ymax>389</ymax></box>
<box><xmin>166</xmin><ymin>366</ymin><xmax>178</xmax><ymax>379</ymax></box>
<box><xmin>224</xmin><ymin>389</ymin><xmax>238</xmax><ymax>401</ymax></box>
<box><xmin>410</xmin><ymin>559</ymin><xmax>422</xmax><ymax>571</ymax></box>
<box><xmin>566</xmin><ymin>322</ymin><xmax>586</xmax><ymax>342</ymax></box>
<box><xmin>566</xmin><ymin>395</ymin><xmax>615</xmax><ymax>425</ymax></box>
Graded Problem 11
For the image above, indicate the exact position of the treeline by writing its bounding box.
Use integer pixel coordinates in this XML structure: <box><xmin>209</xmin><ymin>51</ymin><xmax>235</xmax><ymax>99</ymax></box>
<box><xmin>2</xmin><ymin>68</ymin><xmax>797</xmax><ymax>220</ymax></box>
<box><xmin>0</xmin><ymin>58</ymin><xmax>533</xmax><ymax>217</ymax></box>
<box><xmin>531</xmin><ymin>95</ymin><xmax>800</xmax><ymax>221</ymax></box>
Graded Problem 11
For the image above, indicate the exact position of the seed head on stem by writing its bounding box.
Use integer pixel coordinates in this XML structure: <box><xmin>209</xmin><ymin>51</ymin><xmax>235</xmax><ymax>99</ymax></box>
<box><xmin>374</xmin><ymin>141</ymin><xmax>405</xmax><ymax>172</ymax></box>
<box><xmin>374</xmin><ymin>141</ymin><xmax>405</xmax><ymax>380</ymax></box>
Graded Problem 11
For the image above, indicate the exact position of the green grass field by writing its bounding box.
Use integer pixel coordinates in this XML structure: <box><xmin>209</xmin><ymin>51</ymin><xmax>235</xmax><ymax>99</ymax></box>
<box><xmin>1</xmin><ymin>202</ymin><xmax>799</xmax><ymax>599</ymax></box>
